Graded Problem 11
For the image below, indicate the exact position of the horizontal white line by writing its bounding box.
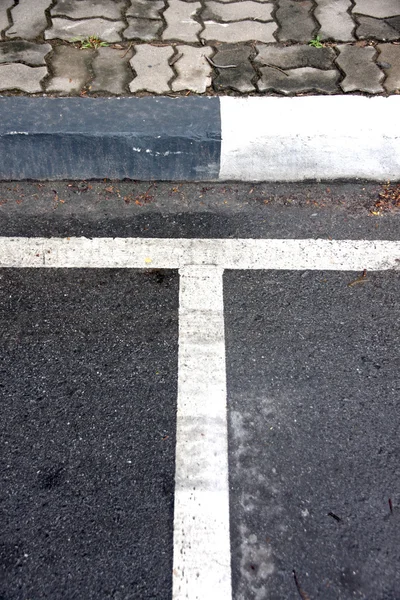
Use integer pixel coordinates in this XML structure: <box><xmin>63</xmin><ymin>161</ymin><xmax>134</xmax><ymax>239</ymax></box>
<box><xmin>0</xmin><ymin>237</ymin><xmax>399</xmax><ymax>270</ymax></box>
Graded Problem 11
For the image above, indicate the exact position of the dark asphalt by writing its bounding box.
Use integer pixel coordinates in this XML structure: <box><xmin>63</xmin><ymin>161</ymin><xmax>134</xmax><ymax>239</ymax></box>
<box><xmin>0</xmin><ymin>180</ymin><xmax>400</xmax><ymax>240</ymax></box>
<box><xmin>224</xmin><ymin>270</ymin><xmax>400</xmax><ymax>600</ymax></box>
<box><xmin>0</xmin><ymin>269</ymin><xmax>179</xmax><ymax>600</ymax></box>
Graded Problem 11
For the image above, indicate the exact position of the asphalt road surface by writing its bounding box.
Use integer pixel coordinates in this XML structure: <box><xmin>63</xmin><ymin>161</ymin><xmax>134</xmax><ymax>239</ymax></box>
<box><xmin>0</xmin><ymin>181</ymin><xmax>399</xmax><ymax>600</ymax></box>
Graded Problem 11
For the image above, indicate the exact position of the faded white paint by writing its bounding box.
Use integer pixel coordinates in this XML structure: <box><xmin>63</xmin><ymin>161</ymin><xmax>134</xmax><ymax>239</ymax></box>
<box><xmin>173</xmin><ymin>265</ymin><xmax>231</xmax><ymax>599</ymax></box>
<box><xmin>1</xmin><ymin>237</ymin><xmax>400</xmax><ymax>271</ymax></box>
<box><xmin>219</xmin><ymin>96</ymin><xmax>400</xmax><ymax>181</ymax></box>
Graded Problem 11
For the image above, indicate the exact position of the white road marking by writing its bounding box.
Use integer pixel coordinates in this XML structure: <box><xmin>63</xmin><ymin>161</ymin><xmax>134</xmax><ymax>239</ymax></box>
<box><xmin>173</xmin><ymin>266</ymin><xmax>231</xmax><ymax>599</ymax></box>
<box><xmin>1</xmin><ymin>237</ymin><xmax>399</xmax><ymax>270</ymax></box>
<box><xmin>1</xmin><ymin>236</ymin><xmax>399</xmax><ymax>600</ymax></box>
<box><xmin>220</xmin><ymin>96</ymin><xmax>400</xmax><ymax>181</ymax></box>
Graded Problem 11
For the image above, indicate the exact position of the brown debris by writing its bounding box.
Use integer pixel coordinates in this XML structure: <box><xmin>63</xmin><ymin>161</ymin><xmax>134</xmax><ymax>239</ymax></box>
<box><xmin>370</xmin><ymin>183</ymin><xmax>400</xmax><ymax>215</ymax></box>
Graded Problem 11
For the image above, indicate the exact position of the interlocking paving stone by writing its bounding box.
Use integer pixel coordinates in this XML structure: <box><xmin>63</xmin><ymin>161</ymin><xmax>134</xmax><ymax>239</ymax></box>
<box><xmin>315</xmin><ymin>0</ymin><xmax>354</xmax><ymax>41</ymax></box>
<box><xmin>258</xmin><ymin>65</ymin><xmax>339</xmax><ymax>93</ymax></box>
<box><xmin>0</xmin><ymin>63</ymin><xmax>47</xmax><ymax>92</ymax></box>
<box><xmin>171</xmin><ymin>45</ymin><xmax>212</xmax><ymax>92</ymax></box>
<box><xmin>202</xmin><ymin>1</ymin><xmax>274</xmax><ymax>22</ymax></box>
<box><xmin>91</xmin><ymin>46</ymin><xmax>133</xmax><ymax>94</ymax></box>
<box><xmin>202</xmin><ymin>20</ymin><xmax>276</xmax><ymax>43</ymax></box>
<box><xmin>377</xmin><ymin>43</ymin><xmax>400</xmax><ymax>92</ymax></box>
<box><xmin>256</xmin><ymin>43</ymin><xmax>336</xmax><ymax>69</ymax></box>
<box><xmin>353</xmin><ymin>0</ymin><xmax>400</xmax><ymax>19</ymax></box>
<box><xmin>276</xmin><ymin>0</ymin><xmax>315</xmax><ymax>42</ymax></box>
<box><xmin>51</xmin><ymin>0</ymin><xmax>125</xmax><ymax>19</ymax></box>
<box><xmin>336</xmin><ymin>45</ymin><xmax>384</xmax><ymax>93</ymax></box>
<box><xmin>163</xmin><ymin>0</ymin><xmax>202</xmax><ymax>42</ymax></box>
<box><xmin>0</xmin><ymin>0</ymin><xmax>13</xmax><ymax>35</ymax></box>
<box><xmin>124</xmin><ymin>18</ymin><xmax>163</xmax><ymax>40</ymax></box>
<box><xmin>127</xmin><ymin>0</ymin><xmax>165</xmax><ymax>20</ymax></box>
<box><xmin>0</xmin><ymin>41</ymin><xmax>51</xmax><ymax>66</ymax></box>
<box><xmin>129</xmin><ymin>44</ymin><xmax>174</xmax><ymax>92</ymax></box>
<box><xmin>0</xmin><ymin>0</ymin><xmax>399</xmax><ymax>97</ymax></box>
<box><xmin>45</xmin><ymin>18</ymin><xmax>124</xmax><ymax>42</ymax></box>
<box><xmin>7</xmin><ymin>0</ymin><xmax>51</xmax><ymax>40</ymax></box>
<box><xmin>387</xmin><ymin>16</ymin><xmax>400</xmax><ymax>34</ymax></box>
<box><xmin>215</xmin><ymin>0</ymin><xmax>272</xmax><ymax>2</ymax></box>
<box><xmin>356</xmin><ymin>16</ymin><xmax>400</xmax><ymax>41</ymax></box>
<box><xmin>46</xmin><ymin>45</ymin><xmax>93</xmax><ymax>94</ymax></box>
<box><xmin>213</xmin><ymin>43</ymin><xmax>256</xmax><ymax>92</ymax></box>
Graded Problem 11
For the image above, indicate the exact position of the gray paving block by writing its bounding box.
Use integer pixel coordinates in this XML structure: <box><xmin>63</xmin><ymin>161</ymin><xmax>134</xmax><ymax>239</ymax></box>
<box><xmin>256</xmin><ymin>44</ymin><xmax>336</xmax><ymax>69</ymax></box>
<box><xmin>163</xmin><ymin>0</ymin><xmax>202</xmax><ymax>42</ymax></box>
<box><xmin>0</xmin><ymin>41</ymin><xmax>52</xmax><ymax>66</ymax></box>
<box><xmin>276</xmin><ymin>0</ymin><xmax>315</xmax><ymax>42</ymax></box>
<box><xmin>0</xmin><ymin>63</ymin><xmax>47</xmax><ymax>92</ymax></box>
<box><xmin>315</xmin><ymin>0</ymin><xmax>354</xmax><ymax>41</ymax></box>
<box><xmin>214</xmin><ymin>0</ymin><xmax>272</xmax><ymax>3</ymax></box>
<box><xmin>172</xmin><ymin>45</ymin><xmax>213</xmax><ymax>92</ymax></box>
<box><xmin>91</xmin><ymin>46</ymin><xmax>133</xmax><ymax>94</ymax></box>
<box><xmin>46</xmin><ymin>45</ymin><xmax>93</xmax><ymax>94</ymax></box>
<box><xmin>129</xmin><ymin>45</ymin><xmax>174</xmax><ymax>93</ymax></box>
<box><xmin>386</xmin><ymin>16</ymin><xmax>400</xmax><ymax>34</ymax></box>
<box><xmin>202</xmin><ymin>20</ymin><xmax>276</xmax><ymax>43</ymax></box>
<box><xmin>51</xmin><ymin>0</ymin><xmax>125</xmax><ymax>19</ymax></box>
<box><xmin>7</xmin><ymin>0</ymin><xmax>51</xmax><ymax>40</ymax></box>
<box><xmin>0</xmin><ymin>0</ymin><xmax>13</xmax><ymax>35</ymax></box>
<box><xmin>258</xmin><ymin>65</ymin><xmax>339</xmax><ymax>93</ymax></box>
<box><xmin>127</xmin><ymin>0</ymin><xmax>165</xmax><ymax>20</ymax></box>
<box><xmin>124</xmin><ymin>18</ymin><xmax>163</xmax><ymax>40</ymax></box>
<box><xmin>353</xmin><ymin>0</ymin><xmax>400</xmax><ymax>19</ymax></box>
<box><xmin>202</xmin><ymin>1</ymin><xmax>274</xmax><ymax>22</ymax></box>
<box><xmin>356</xmin><ymin>16</ymin><xmax>400</xmax><ymax>41</ymax></box>
<box><xmin>336</xmin><ymin>45</ymin><xmax>384</xmax><ymax>93</ymax></box>
<box><xmin>213</xmin><ymin>44</ymin><xmax>256</xmax><ymax>92</ymax></box>
<box><xmin>45</xmin><ymin>18</ymin><xmax>124</xmax><ymax>42</ymax></box>
<box><xmin>377</xmin><ymin>43</ymin><xmax>400</xmax><ymax>92</ymax></box>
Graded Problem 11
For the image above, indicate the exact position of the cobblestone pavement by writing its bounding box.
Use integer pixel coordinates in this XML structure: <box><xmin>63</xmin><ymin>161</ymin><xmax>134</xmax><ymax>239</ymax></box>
<box><xmin>0</xmin><ymin>0</ymin><xmax>399</xmax><ymax>95</ymax></box>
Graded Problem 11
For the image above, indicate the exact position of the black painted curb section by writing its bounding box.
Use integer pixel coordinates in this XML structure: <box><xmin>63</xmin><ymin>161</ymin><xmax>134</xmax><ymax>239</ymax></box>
<box><xmin>0</xmin><ymin>97</ymin><xmax>221</xmax><ymax>181</ymax></box>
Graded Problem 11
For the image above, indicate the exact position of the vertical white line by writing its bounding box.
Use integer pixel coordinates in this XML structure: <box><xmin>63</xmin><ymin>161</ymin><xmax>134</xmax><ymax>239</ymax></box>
<box><xmin>173</xmin><ymin>265</ymin><xmax>232</xmax><ymax>600</ymax></box>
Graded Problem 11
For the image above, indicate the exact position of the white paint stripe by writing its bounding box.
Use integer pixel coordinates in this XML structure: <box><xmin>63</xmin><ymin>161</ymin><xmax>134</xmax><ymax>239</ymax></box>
<box><xmin>173</xmin><ymin>266</ymin><xmax>231</xmax><ymax>599</ymax></box>
<box><xmin>1</xmin><ymin>237</ymin><xmax>399</xmax><ymax>270</ymax></box>
<box><xmin>219</xmin><ymin>96</ymin><xmax>400</xmax><ymax>181</ymax></box>
<box><xmin>1</xmin><ymin>235</ymin><xmax>400</xmax><ymax>600</ymax></box>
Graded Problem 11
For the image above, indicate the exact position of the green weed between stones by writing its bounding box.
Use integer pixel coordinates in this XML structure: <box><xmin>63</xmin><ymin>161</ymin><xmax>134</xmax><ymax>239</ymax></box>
<box><xmin>309</xmin><ymin>35</ymin><xmax>324</xmax><ymax>48</ymax></box>
<box><xmin>72</xmin><ymin>35</ymin><xmax>109</xmax><ymax>49</ymax></box>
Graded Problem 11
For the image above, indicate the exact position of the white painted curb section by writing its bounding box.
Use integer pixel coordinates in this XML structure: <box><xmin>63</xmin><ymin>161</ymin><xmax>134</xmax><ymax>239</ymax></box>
<box><xmin>219</xmin><ymin>96</ymin><xmax>400</xmax><ymax>182</ymax></box>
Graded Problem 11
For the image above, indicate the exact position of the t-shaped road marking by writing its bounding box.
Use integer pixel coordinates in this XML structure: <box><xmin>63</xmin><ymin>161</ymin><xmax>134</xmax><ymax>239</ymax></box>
<box><xmin>1</xmin><ymin>236</ymin><xmax>399</xmax><ymax>600</ymax></box>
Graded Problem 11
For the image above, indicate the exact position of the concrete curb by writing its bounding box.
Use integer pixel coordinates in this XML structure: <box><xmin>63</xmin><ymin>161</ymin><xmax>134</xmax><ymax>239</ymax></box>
<box><xmin>0</xmin><ymin>97</ymin><xmax>221</xmax><ymax>181</ymax></box>
<box><xmin>0</xmin><ymin>96</ymin><xmax>399</xmax><ymax>182</ymax></box>
<box><xmin>220</xmin><ymin>97</ymin><xmax>400</xmax><ymax>182</ymax></box>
